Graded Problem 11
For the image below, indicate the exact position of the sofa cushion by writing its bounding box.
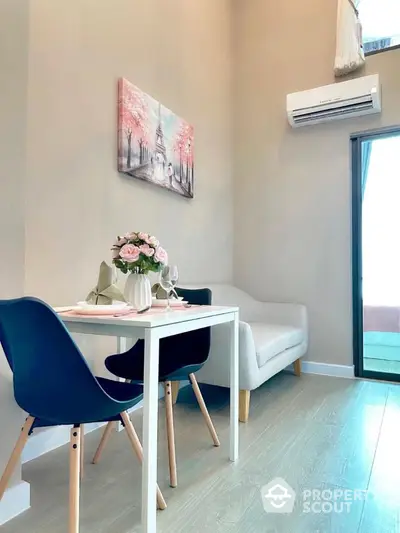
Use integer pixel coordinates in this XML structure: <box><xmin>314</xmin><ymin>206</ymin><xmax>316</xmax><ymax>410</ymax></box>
<box><xmin>248</xmin><ymin>323</ymin><xmax>304</xmax><ymax>368</ymax></box>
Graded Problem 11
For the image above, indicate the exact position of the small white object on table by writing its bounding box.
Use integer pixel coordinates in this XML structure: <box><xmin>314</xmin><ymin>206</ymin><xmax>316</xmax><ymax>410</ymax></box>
<box><xmin>58</xmin><ymin>305</ymin><xmax>239</xmax><ymax>533</ymax></box>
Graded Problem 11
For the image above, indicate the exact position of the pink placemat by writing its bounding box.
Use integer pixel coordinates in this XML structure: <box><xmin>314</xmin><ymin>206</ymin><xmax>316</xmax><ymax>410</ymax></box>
<box><xmin>57</xmin><ymin>305</ymin><xmax>198</xmax><ymax>319</ymax></box>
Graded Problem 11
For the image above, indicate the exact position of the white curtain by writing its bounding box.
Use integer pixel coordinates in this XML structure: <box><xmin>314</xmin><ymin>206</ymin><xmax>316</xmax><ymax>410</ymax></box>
<box><xmin>334</xmin><ymin>0</ymin><xmax>365</xmax><ymax>77</ymax></box>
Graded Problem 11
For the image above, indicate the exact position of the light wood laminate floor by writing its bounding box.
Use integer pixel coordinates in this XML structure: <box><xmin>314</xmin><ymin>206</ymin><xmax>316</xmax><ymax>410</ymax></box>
<box><xmin>2</xmin><ymin>372</ymin><xmax>400</xmax><ymax>533</ymax></box>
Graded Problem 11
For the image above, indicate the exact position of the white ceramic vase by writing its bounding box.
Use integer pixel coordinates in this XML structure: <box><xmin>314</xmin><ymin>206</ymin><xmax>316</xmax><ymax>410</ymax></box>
<box><xmin>124</xmin><ymin>273</ymin><xmax>152</xmax><ymax>310</ymax></box>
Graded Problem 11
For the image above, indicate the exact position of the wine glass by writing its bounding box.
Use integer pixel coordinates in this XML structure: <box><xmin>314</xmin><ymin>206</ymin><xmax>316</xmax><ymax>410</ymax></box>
<box><xmin>169</xmin><ymin>265</ymin><xmax>179</xmax><ymax>293</ymax></box>
<box><xmin>159</xmin><ymin>265</ymin><xmax>179</xmax><ymax>311</ymax></box>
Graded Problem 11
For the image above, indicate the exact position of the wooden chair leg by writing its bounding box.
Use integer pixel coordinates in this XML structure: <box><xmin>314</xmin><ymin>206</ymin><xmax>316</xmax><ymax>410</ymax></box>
<box><xmin>80</xmin><ymin>425</ymin><xmax>84</xmax><ymax>480</ymax></box>
<box><xmin>120</xmin><ymin>411</ymin><xmax>167</xmax><ymax>511</ymax></box>
<box><xmin>92</xmin><ymin>422</ymin><xmax>114</xmax><ymax>464</ymax></box>
<box><xmin>189</xmin><ymin>374</ymin><xmax>220</xmax><ymax>447</ymax></box>
<box><xmin>294</xmin><ymin>358</ymin><xmax>302</xmax><ymax>377</ymax></box>
<box><xmin>164</xmin><ymin>382</ymin><xmax>177</xmax><ymax>488</ymax></box>
<box><xmin>239</xmin><ymin>390</ymin><xmax>250</xmax><ymax>423</ymax></box>
<box><xmin>170</xmin><ymin>381</ymin><xmax>180</xmax><ymax>405</ymax></box>
<box><xmin>69</xmin><ymin>425</ymin><xmax>81</xmax><ymax>533</ymax></box>
<box><xmin>0</xmin><ymin>416</ymin><xmax>35</xmax><ymax>499</ymax></box>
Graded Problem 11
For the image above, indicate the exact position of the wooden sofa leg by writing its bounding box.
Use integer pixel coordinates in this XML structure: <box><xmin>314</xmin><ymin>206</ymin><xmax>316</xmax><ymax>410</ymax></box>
<box><xmin>293</xmin><ymin>358</ymin><xmax>302</xmax><ymax>377</ymax></box>
<box><xmin>239</xmin><ymin>390</ymin><xmax>250</xmax><ymax>423</ymax></box>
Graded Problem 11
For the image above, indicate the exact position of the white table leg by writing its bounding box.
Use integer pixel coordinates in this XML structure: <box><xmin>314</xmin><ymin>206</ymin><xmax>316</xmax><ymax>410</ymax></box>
<box><xmin>117</xmin><ymin>336</ymin><xmax>127</xmax><ymax>354</ymax></box>
<box><xmin>230</xmin><ymin>312</ymin><xmax>239</xmax><ymax>462</ymax></box>
<box><xmin>116</xmin><ymin>337</ymin><xmax>128</xmax><ymax>432</ymax></box>
<box><xmin>142</xmin><ymin>329</ymin><xmax>160</xmax><ymax>532</ymax></box>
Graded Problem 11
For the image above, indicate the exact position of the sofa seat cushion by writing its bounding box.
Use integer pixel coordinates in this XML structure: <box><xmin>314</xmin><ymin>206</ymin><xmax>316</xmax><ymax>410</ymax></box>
<box><xmin>248</xmin><ymin>322</ymin><xmax>304</xmax><ymax>368</ymax></box>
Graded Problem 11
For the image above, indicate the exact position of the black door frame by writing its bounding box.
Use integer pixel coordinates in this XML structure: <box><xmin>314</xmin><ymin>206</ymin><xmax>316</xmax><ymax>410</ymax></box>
<box><xmin>352</xmin><ymin>125</ymin><xmax>400</xmax><ymax>382</ymax></box>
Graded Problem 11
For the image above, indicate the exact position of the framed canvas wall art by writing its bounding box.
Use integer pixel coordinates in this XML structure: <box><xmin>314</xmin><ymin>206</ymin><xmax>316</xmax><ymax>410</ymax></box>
<box><xmin>118</xmin><ymin>78</ymin><xmax>194</xmax><ymax>198</ymax></box>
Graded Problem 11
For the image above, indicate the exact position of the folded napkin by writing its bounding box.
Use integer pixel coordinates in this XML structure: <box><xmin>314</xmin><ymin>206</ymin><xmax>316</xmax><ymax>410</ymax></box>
<box><xmin>151</xmin><ymin>283</ymin><xmax>178</xmax><ymax>300</ymax></box>
<box><xmin>86</xmin><ymin>261</ymin><xmax>126</xmax><ymax>305</ymax></box>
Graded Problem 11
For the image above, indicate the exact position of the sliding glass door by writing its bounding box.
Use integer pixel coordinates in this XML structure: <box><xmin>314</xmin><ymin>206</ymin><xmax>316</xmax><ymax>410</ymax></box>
<box><xmin>352</xmin><ymin>128</ymin><xmax>400</xmax><ymax>381</ymax></box>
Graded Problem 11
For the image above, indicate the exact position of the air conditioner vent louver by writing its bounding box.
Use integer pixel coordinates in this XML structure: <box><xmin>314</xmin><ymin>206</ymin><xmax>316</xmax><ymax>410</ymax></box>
<box><xmin>293</xmin><ymin>97</ymin><xmax>374</xmax><ymax>125</ymax></box>
<box><xmin>287</xmin><ymin>75</ymin><xmax>381</xmax><ymax>128</ymax></box>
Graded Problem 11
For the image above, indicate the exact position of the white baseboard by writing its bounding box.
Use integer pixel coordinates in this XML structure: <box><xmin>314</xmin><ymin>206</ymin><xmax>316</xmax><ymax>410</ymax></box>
<box><xmin>0</xmin><ymin>481</ymin><xmax>30</xmax><ymax>525</ymax></box>
<box><xmin>300</xmin><ymin>361</ymin><xmax>355</xmax><ymax>379</ymax></box>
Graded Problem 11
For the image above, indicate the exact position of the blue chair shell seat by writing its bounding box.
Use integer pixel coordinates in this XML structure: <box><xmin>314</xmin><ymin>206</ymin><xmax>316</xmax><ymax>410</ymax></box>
<box><xmin>31</xmin><ymin>378</ymin><xmax>143</xmax><ymax>429</ymax></box>
<box><xmin>105</xmin><ymin>287</ymin><xmax>212</xmax><ymax>383</ymax></box>
<box><xmin>0</xmin><ymin>297</ymin><xmax>166</xmax><ymax>533</ymax></box>
<box><xmin>105</xmin><ymin>340</ymin><xmax>206</xmax><ymax>383</ymax></box>
<box><xmin>94</xmin><ymin>288</ymin><xmax>221</xmax><ymax>489</ymax></box>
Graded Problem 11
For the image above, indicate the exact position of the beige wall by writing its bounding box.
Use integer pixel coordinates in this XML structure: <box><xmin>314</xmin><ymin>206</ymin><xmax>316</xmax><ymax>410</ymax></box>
<box><xmin>0</xmin><ymin>0</ymin><xmax>27</xmax><ymax>302</ymax></box>
<box><xmin>2</xmin><ymin>0</ymin><xmax>400</xmax><ymax>389</ymax></box>
<box><xmin>0</xmin><ymin>0</ymin><xmax>30</xmax><ymax>491</ymax></box>
<box><xmin>25</xmin><ymin>0</ymin><xmax>233</xmax><ymax>305</ymax></box>
<box><xmin>233</xmin><ymin>0</ymin><xmax>400</xmax><ymax>366</ymax></box>
<box><xmin>0</xmin><ymin>0</ymin><xmax>232</xmax><ymax>501</ymax></box>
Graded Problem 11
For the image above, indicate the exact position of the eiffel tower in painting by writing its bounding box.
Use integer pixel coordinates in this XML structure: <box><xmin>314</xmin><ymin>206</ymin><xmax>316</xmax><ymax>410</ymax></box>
<box><xmin>155</xmin><ymin>103</ymin><xmax>167</xmax><ymax>163</ymax></box>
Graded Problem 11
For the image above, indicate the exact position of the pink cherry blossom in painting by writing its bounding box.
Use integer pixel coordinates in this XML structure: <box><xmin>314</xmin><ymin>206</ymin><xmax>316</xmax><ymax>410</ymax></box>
<box><xmin>118</xmin><ymin>78</ymin><xmax>194</xmax><ymax>198</ymax></box>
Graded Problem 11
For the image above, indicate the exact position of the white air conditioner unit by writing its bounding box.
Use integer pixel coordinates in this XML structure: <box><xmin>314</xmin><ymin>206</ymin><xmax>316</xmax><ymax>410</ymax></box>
<box><xmin>287</xmin><ymin>74</ymin><xmax>381</xmax><ymax>128</ymax></box>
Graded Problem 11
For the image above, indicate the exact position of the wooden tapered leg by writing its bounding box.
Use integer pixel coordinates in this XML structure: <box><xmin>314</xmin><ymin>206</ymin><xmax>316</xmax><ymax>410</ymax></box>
<box><xmin>164</xmin><ymin>382</ymin><xmax>177</xmax><ymax>488</ymax></box>
<box><xmin>69</xmin><ymin>426</ymin><xmax>81</xmax><ymax>533</ymax></box>
<box><xmin>170</xmin><ymin>381</ymin><xmax>180</xmax><ymax>405</ymax></box>
<box><xmin>80</xmin><ymin>425</ymin><xmax>84</xmax><ymax>480</ymax></box>
<box><xmin>189</xmin><ymin>374</ymin><xmax>220</xmax><ymax>447</ymax></box>
<box><xmin>120</xmin><ymin>412</ymin><xmax>167</xmax><ymax>511</ymax></box>
<box><xmin>293</xmin><ymin>358</ymin><xmax>302</xmax><ymax>377</ymax></box>
<box><xmin>92</xmin><ymin>422</ymin><xmax>114</xmax><ymax>465</ymax></box>
<box><xmin>0</xmin><ymin>416</ymin><xmax>35</xmax><ymax>499</ymax></box>
<box><xmin>239</xmin><ymin>390</ymin><xmax>250</xmax><ymax>423</ymax></box>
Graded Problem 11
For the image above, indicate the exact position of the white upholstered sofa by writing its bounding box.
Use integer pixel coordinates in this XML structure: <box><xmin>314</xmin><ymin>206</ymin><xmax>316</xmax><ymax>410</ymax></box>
<box><xmin>191</xmin><ymin>284</ymin><xmax>308</xmax><ymax>422</ymax></box>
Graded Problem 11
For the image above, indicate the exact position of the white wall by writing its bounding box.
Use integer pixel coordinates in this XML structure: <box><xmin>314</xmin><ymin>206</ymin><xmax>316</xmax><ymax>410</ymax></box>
<box><xmin>0</xmin><ymin>0</ymin><xmax>27</xmax><ymax>301</ymax></box>
<box><xmin>0</xmin><ymin>0</ymin><xmax>233</xmax><ymax>519</ymax></box>
<box><xmin>0</xmin><ymin>0</ymin><xmax>30</xmax><ymax>506</ymax></box>
<box><xmin>232</xmin><ymin>0</ymin><xmax>400</xmax><ymax>366</ymax></box>
<box><xmin>25</xmin><ymin>0</ymin><xmax>233</xmax><ymax>307</ymax></box>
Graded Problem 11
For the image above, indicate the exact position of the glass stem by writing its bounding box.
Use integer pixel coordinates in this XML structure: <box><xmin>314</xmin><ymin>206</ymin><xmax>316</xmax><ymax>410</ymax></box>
<box><xmin>166</xmin><ymin>290</ymin><xmax>171</xmax><ymax>311</ymax></box>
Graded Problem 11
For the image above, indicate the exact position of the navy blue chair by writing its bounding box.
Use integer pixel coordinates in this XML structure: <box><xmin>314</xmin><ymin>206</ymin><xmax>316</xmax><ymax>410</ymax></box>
<box><xmin>93</xmin><ymin>288</ymin><xmax>220</xmax><ymax>488</ymax></box>
<box><xmin>0</xmin><ymin>297</ymin><xmax>166</xmax><ymax>533</ymax></box>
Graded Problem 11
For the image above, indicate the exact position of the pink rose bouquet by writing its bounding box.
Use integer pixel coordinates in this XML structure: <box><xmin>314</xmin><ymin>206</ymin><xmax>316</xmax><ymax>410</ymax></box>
<box><xmin>112</xmin><ymin>232</ymin><xmax>168</xmax><ymax>274</ymax></box>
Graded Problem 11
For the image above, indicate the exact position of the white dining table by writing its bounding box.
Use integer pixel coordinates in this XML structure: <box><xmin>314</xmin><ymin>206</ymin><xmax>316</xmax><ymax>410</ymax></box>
<box><xmin>60</xmin><ymin>305</ymin><xmax>239</xmax><ymax>533</ymax></box>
